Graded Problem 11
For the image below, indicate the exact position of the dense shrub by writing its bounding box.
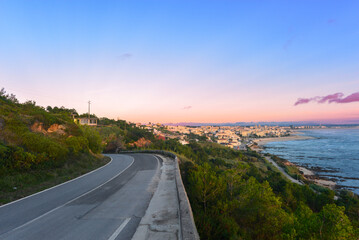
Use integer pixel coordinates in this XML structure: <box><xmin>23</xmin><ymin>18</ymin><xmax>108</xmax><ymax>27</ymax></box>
<box><xmin>65</xmin><ymin>136</ymin><xmax>89</xmax><ymax>155</ymax></box>
<box><xmin>22</xmin><ymin>132</ymin><xmax>68</xmax><ymax>162</ymax></box>
<box><xmin>81</xmin><ymin>126</ymin><xmax>102</xmax><ymax>154</ymax></box>
<box><xmin>153</xmin><ymin>140</ymin><xmax>359</xmax><ymax>239</ymax></box>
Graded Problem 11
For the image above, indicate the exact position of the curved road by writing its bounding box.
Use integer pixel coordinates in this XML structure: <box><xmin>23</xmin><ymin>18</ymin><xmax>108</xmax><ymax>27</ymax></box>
<box><xmin>0</xmin><ymin>154</ymin><xmax>160</xmax><ymax>240</ymax></box>
<box><xmin>264</xmin><ymin>156</ymin><xmax>303</xmax><ymax>185</ymax></box>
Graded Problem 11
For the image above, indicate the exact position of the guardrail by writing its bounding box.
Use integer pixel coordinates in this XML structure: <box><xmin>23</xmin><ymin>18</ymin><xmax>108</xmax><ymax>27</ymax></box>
<box><xmin>119</xmin><ymin>150</ymin><xmax>200</xmax><ymax>240</ymax></box>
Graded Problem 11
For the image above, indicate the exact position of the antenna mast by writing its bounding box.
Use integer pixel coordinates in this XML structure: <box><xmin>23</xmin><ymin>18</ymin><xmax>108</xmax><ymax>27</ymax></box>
<box><xmin>88</xmin><ymin>101</ymin><xmax>91</xmax><ymax>119</ymax></box>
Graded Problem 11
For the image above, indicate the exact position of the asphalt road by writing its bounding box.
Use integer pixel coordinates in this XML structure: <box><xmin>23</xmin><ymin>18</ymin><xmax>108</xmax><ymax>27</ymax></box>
<box><xmin>264</xmin><ymin>156</ymin><xmax>303</xmax><ymax>185</ymax></box>
<box><xmin>0</xmin><ymin>154</ymin><xmax>160</xmax><ymax>240</ymax></box>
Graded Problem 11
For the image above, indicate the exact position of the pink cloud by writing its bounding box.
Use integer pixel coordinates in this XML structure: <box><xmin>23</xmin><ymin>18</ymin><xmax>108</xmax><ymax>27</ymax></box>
<box><xmin>294</xmin><ymin>92</ymin><xmax>359</xmax><ymax>106</ymax></box>
<box><xmin>336</xmin><ymin>92</ymin><xmax>359</xmax><ymax>103</ymax></box>
<box><xmin>318</xmin><ymin>93</ymin><xmax>344</xmax><ymax>103</ymax></box>
<box><xmin>294</xmin><ymin>98</ymin><xmax>313</xmax><ymax>106</ymax></box>
<box><xmin>182</xmin><ymin>106</ymin><xmax>192</xmax><ymax>110</ymax></box>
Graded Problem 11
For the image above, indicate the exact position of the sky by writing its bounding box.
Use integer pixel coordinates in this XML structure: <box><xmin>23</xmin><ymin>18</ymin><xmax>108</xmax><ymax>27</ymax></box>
<box><xmin>0</xmin><ymin>0</ymin><xmax>359</xmax><ymax>124</ymax></box>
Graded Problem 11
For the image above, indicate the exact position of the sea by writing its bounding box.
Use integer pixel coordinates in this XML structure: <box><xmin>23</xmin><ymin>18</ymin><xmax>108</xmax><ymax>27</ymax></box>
<box><xmin>262</xmin><ymin>128</ymin><xmax>359</xmax><ymax>194</ymax></box>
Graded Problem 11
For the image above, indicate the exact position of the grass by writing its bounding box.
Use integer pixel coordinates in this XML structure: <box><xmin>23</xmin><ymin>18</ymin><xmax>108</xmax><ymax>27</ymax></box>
<box><xmin>266</xmin><ymin>154</ymin><xmax>305</xmax><ymax>181</ymax></box>
<box><xmin>309</xmin><ymin>183</ymin><xmax>331</xmax><ymax>193</ymax></box>
<box><xmin>0</xmin><ymin>154</ymin><xmax>110</xmax><ymax>205</ymax></box>
<box><xmin>284</xmin><ymin>165</ymin><xmax>305</xmax><ymax>181</ymax></box>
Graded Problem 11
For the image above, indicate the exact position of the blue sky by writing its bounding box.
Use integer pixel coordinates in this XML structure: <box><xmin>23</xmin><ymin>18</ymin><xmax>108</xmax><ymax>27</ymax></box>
<box><xmin>1</xmin><ymin>0</ymin><xmax>358</xmax><ymax>123</ymax></box>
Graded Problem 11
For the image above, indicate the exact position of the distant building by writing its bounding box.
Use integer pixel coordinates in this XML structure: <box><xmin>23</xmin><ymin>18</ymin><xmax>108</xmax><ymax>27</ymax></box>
<box><xmin>74</xmin><ymin>100</ymin><xmax>98</xmax><ymax>126</ymax></box>
<box><xmin>75</xmin><ymin>117</ymin><xmax>98</xmax><ymax>126</ymax></box>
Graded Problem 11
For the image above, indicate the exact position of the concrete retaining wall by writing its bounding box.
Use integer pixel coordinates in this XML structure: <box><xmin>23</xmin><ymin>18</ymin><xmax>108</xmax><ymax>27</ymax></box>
<box><xmin>120</xmin><ymin>150</ymin><xmax>200</xmax><ymax>240</ymax></box>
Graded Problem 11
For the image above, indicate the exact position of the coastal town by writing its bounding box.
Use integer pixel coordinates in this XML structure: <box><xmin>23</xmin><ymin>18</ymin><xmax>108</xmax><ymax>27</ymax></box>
<box><xmin>136</xmin><ymin>123</ymin><xmax>341</xmax><ymax>190</ymax></box>
<box><xmin>138</xmin><ymin>123</ymin><xmax>294</xmax><ymax>149</ymax></box>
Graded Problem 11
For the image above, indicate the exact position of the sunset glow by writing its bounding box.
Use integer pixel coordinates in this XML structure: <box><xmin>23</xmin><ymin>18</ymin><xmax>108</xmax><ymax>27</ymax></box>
<box><xmin>1</xmin><ymin>1</ymin><xmax>358</xmax><ymax>124</ymax></box>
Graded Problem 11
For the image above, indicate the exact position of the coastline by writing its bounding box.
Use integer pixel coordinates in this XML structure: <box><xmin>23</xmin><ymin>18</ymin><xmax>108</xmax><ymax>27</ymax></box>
<box><xmin>253</xmin><ymin>133</ymin><xmax>315</xmax><ymax>146</ymax></box>
<box><xmin>251</xmin><ymin>133</ymin><xmax>337</xmax><ymax>190</ymax></box>
<box><xmin>297</xmin><ymin>166</ymin><xmax>336</xmax><ymax>189</ymax></box>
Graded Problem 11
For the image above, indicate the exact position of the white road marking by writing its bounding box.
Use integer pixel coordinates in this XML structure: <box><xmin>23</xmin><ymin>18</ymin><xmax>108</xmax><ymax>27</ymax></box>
<box><xmin>2</xmin><ymin>156</ymin><xmax>135</xmax><ymax>235</ymax></box>
<box><xmin>0</xmin><ymin>156</ymin><xmax>114</xmax><ymax>209</ymax></box>
<box><xmin>108</xmin><ymin>218</ymin><xmax>131</xmax><ymax>240</ymax></box>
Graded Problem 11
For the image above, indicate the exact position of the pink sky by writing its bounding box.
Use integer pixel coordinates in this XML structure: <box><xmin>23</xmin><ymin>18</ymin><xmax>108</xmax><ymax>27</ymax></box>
<box><xmin>5</xmin><ymin>78</ymin><xmax>359</xmax><ymax>124</ymax></box>
<box><xmin>1</xmin><ymin>1</ymin><xmax>359</xmax><ymax>124</ymax></box>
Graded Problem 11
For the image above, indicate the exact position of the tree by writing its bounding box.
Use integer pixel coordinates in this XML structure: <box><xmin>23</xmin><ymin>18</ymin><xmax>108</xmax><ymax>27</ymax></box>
<box><xmin>318</xmin><ymin>204</ymin><xmax>357</xmax><ymax>240</ymax></box>
<box><xmin>237</xmin><ymin>177</ymin><xmax>292</xmax><ymax>240</ymax></box>
<box><xmin>0</xmin><ymin>88</ymin><xmax>18</xmax><ymax>103</ymax></box>
<box><xmin>0</xmin><ymin>88</ymin><xmax>6</xmax><ymax>98</ymax></box>
<box><xmin>293</xmin><ymin>202</ymin><xmax>320</xmax><ymax>239</ymax></box>
<box><xmin>188</xmin><ymin>163</ymin><xmax>225</xmax><ymax>214</ymax></box>
<box><xmin>224</xmin><ymin>163</ymin><xmax>247</xmax><ymax>200</ymax></box>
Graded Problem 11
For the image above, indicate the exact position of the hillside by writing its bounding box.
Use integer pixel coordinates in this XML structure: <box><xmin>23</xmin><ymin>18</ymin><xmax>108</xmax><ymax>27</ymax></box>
<box><xmin>143</xmin><ymin>140</ymin><xmax>359</xmax><ymax>239</ymax></box>
<box><xmin>1</xmin><ymin>89</ymin><xmax>358</xmax><ymax>239</ymax></box>
<box><xmin>0</xmin><ymin>89</ymin><xmax>107</xmax><ymax>203</ymax></box>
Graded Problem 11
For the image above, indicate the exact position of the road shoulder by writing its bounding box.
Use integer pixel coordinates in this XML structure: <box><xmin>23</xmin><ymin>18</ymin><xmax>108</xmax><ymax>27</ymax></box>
<box><xmin>132</xmin><ymin>155</ymin><xmax>180</xmax><ymax>240</ymax></box>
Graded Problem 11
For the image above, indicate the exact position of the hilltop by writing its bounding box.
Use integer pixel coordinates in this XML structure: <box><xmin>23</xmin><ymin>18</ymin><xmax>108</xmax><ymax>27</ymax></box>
<box><xmin>0</xmin><ymin>89</ymin><xmax>106</xmax><ymax>203</ymax></box>
<box><xmin>0</xmin><ymin>88</ymin><xmax>163</xmax><ymax>204</ymax></box>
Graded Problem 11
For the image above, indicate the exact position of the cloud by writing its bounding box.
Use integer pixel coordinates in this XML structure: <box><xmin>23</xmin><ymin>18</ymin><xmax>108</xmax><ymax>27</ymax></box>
<box><xmin>294</xmin><ymin>92</ymin><xmax>359</xmax><ymax>106</ymax></box>
<box><xmin>337</xmin><ymin>92</ymin><xmax>359</xmax><ymax>103</ymax></box>
<box><xmin>118</xmin><ymin>53</ymin><xmax>132</xmax><ymax>61</ymax></box>
<box><xmin>182</xmin><ymin>106</ymin><xmax>192</xmax><ymax>110</ymax></box>
<box><xmin>294</xmin><ymin>98</ymin><xmax>313</xmax><ymax>106</ymax></box>
<box><xmin>318</xmin><ymin>93</ymin><xmax>344</xmax><ymax>103</ymax></box>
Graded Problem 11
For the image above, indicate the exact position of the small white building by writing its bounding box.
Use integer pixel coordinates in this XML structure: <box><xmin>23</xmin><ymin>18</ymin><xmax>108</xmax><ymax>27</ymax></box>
<box><xmin>76</xmin><ymin>118</ymin><xmax>98</xmax><ymax>126</ymax></box>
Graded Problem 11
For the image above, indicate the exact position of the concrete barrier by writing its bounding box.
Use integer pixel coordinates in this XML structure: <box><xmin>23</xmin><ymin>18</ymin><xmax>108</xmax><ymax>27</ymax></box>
<box><xmin>120</xmin><ymin>150</ymin><xmax>200</xmax><ymax>240</ymax></box>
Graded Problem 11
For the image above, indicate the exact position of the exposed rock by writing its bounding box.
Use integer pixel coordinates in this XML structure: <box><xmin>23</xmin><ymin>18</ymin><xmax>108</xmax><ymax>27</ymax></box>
<box><xmin>30</xmin><ymin>122</ymin><xmax>47</xmax><ymax>134</ymax></box>
<box><xmin>30</xmin><ymin>122</ymin><xmax>66</xmax><ymax>135</ymax></box>
<box><xmin>47</xmin><ymin>124</ymin><xmax>66</xmax><ymax>135</ymax></box>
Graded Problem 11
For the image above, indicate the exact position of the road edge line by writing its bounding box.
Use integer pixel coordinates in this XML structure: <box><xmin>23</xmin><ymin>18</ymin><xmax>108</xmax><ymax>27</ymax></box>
<box><xmin>0</xmin><ymin>155</ymin><xmax>114</xmax><ymax>209</ymax></box>
<box><xmin>108</xmin><ymin>217</ymin><xmax>131</xmax><ymax>240</ymax></box>
<box><xmin>2</xmin><ymin>155</ymin><xmax>135</xmax><ymax>235</ymax></box>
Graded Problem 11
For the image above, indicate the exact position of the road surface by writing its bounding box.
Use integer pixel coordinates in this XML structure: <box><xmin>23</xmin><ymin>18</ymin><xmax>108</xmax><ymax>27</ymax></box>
<box><xmin>265</xmin><ymin>156</ymin><xmax>303</xmax><ymax>185</ymax></box>
<box><xmin>0</xmin><ymin>154</ymin><xmax>160</xmax><ymax>240</ymax></box>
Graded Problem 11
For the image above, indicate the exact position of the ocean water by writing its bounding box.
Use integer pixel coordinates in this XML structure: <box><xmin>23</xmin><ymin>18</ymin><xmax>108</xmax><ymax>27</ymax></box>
<box><xmin>263</xmin><ymin>128</ymin><xmax>359</xmax><ymax>194</ymax></box>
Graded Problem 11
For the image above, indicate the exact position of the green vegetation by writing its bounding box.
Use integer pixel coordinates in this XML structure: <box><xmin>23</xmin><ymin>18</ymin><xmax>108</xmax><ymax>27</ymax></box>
<box><xmin>0</xmin><ymin>89</ymin><xmax>107</xmax><ymax>204</ymax></box>
<box><xmin>268</xmin><ymin>154</ymin><xmax>305</xmax><ymax>182</ymax></box>
<box><xmin>1</xmin><ymin>88</ymin><xmax>358</xmax><ymax>239</ymax></box>
<box><xmin>144</xmin><ymin>140</ymin><xmax>359</xmax><ymax>240</ymax></box>
<box><xmin>0</xmin><ymin>153</ymin><xmax>108</xmax><ymax>204</ymax></box>
<box><xmin>97</xmin><ymin>117</ymin><xmax>157</xmax><ymax>152</ymax></box>
<box><xmin>0</xmin><ymin>89</ymin><xmax>157</xmax><ymax>204</ymax></box>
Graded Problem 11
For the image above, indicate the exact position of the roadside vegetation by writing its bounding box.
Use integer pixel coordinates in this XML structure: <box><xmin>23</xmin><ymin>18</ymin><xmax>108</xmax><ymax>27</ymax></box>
<box><xmin>88</xmin><ymin>113</ymin><xmax>359</xmax><ymax>239</ymax></box>
<box><xmin>98</xmin><ymin>119</ymin><xmax>359</xmax><ymax>240</ymax></box>
<box><xmin>264</xmin><ymin>153</ymin><xmax>306</xmax><ymax>182</ymax></box>
<box><xmin>0</xmin><ymin>89</ymin><xmax>108</xmax><ymax>204</ymax></box>
<box><xmin>1</xmin><ymin>88</ymin><xmax>358</xmax><ymax>239</ymax></box>
<box><xmin>142</xmin><ymin>140</ymin><xmax>359</xmax><ymax>239</ymax></box>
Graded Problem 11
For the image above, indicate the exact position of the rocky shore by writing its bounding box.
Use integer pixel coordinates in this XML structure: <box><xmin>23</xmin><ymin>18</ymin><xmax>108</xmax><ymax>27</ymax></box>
<box><xmin>253</xmin><ymin>133</ymin><xmax>315</xmax><ymax>146</ymax></box>
<box><xmin>297</xmin><ymin>166</ymin><xmax>337</xmax><ymax>189</ymax></box>
<box><xmin>251</xmin><ymin>134</ymin><xmax>337</xmax><ymax>190</ymax></box>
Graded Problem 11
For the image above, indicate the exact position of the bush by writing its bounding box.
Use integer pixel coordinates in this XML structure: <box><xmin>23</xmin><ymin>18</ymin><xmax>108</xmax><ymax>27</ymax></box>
<box><xmin>65</xmin><ymin>136</ymin><xmax>89</xmax><ymax>155</ymax></box>
<box><xmin>13</xmin><ymin>148</ymin><xmax>37</xmax><ymax>169</ymax></box>
<box><xmin>81</xmin><ymin>126</ymin><xmax>102</xmax><ymax>154</ymax></box>
<box><xmin>22</xmin><ymin>132</ymin><xmax>68</xmax><ymax>162</ymax></box>
<box><xmin>0</xmin><ymin>145</ymin><xmax>41</xmax><ymax>171</ymax></box>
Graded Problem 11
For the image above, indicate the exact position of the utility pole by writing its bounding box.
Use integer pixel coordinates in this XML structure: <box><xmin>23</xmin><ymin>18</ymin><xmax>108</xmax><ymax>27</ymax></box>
<box><xmin>88</xmin><ymin>101</ymin><xmax>91</xmax><ymax>120</ymax></box>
